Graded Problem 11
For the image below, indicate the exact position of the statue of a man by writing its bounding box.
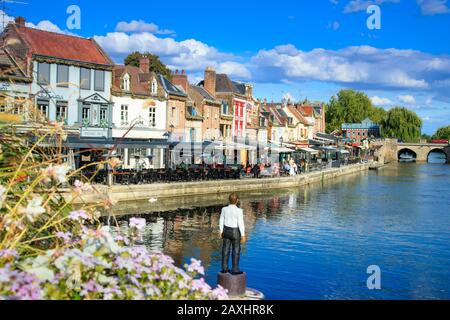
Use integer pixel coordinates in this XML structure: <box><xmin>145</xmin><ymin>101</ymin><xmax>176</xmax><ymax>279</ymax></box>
<box><xmin>220</xmin><ymin>193</ymin><xmax>247</xmax><ymax>275</ymax></box>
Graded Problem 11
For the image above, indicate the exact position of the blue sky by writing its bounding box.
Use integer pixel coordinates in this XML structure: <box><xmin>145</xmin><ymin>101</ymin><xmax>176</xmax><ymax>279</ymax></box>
<box><xmin>6</xmin><ymin>0</ymin><xmax>450</xmax><ymax>134</ymax></box>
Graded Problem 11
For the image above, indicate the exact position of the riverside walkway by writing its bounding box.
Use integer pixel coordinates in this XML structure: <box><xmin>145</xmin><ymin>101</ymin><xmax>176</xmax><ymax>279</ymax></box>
<box><xmin>68</xmin><ymin>163</ymin><xmax>371</xmax><ymax>207</ymax></box>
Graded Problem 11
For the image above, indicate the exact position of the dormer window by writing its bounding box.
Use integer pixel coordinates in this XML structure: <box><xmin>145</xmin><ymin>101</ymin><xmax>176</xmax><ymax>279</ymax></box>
<box><xmin>122</xmin><ymin>73</ymin><xmax>130</xmax><ymax>92</ymax></box>
<box><xmin>151</xmin><ymin>78</ymin><xmax>158</xmax><ymax>95</ymax></box>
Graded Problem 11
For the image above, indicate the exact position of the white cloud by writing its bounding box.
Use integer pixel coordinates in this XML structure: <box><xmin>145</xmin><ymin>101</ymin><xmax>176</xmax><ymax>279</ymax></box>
<box><xmin>250</xmin><ymin>45</ymin><xmax>440</xmax><ymax>91</ymax></box>
<box><xmin>93</xmin><ymin>32</ymin><xmax>249</xmax><ymax>79</ymax></box>
<box><xmin>217</xmin><ymin>62</ymin><xmax>251</xmax><ymax>80</ymax></box>
<box><xmin>26</xmin><ymin>20</ymin><xmax>67</xmax><ymax>34</ymax></box>
<box><xmin>398</xmin><ymin>95</ymin><xmax>416</xmax><ymax>104</ymax></box>
<box><xmin>115</xmin><ymin>20</ymin><xmax>175</xmax><ymax>35</ymax></box>
<box><xmin>343</xmin><ymin>0</ymin><xmax>400</xmax><ymax>13</ymax></box>
<box><xmin>371</xmin><ymin>96</ymin><xmax>393</xmax><ymax>106</ymax></box>
<box><xmin>417</xmin><ymin>0</ymin><xmax>450</xmax><ymax>15</ymax></box>
<box><xmin>0</xmin><ymin>11</ymin><xmax>71</xmax><ymax>35</ymax></box>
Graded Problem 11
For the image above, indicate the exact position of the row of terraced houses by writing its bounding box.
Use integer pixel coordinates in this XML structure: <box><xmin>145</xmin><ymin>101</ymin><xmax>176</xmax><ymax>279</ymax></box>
<box><xmin>0</xmin><ymin>17</ymin><xmax>326</xmax><ymax>169</ymax></box>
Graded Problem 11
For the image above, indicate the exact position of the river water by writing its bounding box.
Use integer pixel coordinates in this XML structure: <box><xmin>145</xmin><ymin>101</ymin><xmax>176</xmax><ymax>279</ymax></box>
<box><xmin>113</xmin><ymin>160</ymin><xmax>450</xmax><ymax>300</ymax></box>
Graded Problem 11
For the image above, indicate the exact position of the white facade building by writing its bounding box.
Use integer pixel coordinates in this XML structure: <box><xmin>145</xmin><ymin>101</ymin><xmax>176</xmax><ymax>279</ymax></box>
<box><xmin>111</xmin><ymin>61</ymin><xmax>168</xmax><ymax>169</ymax></box>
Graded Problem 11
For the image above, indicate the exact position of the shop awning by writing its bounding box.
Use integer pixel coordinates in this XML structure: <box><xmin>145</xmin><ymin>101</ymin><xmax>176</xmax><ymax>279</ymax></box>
<box><xmin>64</xmin><ymin>137</ymin><xmax>170</xmax><ymax>149</ymax></box>
<box><xmin>265</xmin><ymin>144</ymin><xmax>295</xmax><ymax>153</ymax></box>
<box><xmin>299</xmin><ymin>147</ymin><xmax>319</xmax><ymax>154</ymax></box>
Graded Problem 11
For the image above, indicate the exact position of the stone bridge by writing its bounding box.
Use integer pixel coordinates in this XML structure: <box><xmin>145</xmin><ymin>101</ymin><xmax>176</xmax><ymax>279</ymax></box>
<box><xmin>372</xmin><ymin>139</ymin><xmax>450</xmax><ymax>164</ymax></box>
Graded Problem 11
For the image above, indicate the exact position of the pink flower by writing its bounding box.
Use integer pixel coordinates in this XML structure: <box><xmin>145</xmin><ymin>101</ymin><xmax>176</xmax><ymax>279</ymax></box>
<box><xmin>211</xmin><ymin>285</ymin><xmax>229</xmax><ymax>300</ymax></box>
<box><xmin>56</xmin><ymin>232</ymin><xmax>72</xmax><ymax>243</ymax></box>
<box><xmin>73</xmin><ymin>180</ymin><xmax>93</xmax><ymax>196</ymax></box>
<box><xmin>187</xmin><ymin>258</ymin><xmax>205</xmax><ymax>275</ymax></box>
<box><xmin>68</xmin><ymin>210</ymin><xmax>89</xmax><ymax>222</ymax></box>
<box><xmin>129</xmin><ymin>218</ymin><xmax>146</xmax><ymax>232</ymax></box>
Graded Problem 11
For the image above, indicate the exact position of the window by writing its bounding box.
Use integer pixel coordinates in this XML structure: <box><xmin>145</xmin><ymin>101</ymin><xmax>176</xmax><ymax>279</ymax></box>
<box><xmin>57</xmin><ymin>65</ymin><xmax>69</xmax><ymax>87</ymax></box>
<box><xmin>80</xmin><ymin>68</ymin><xmax>91</xmax><ymax>90</ymax></box>
<box><xmin>171</xmin><ymin>106</ymin><xmax>178</xmax><ymax>126</ymax></box>
<box><xmin>221</xmin><ymin>101</ymin><xmax>229</xmax><ymax>115</ymax></box>
<box><xmin>149</xmin><ymin>107</ymin><xmax>156</xmax><ymax>127</ymax></box>
<box><xmin>56</xmin><ymin>102</ymin><xmax>68</xmax><ymax>123</ymax></box>
<box><xmin>37</xmin><ymin>62</ymin><xmax>50</xmax><ymax>85</ymax></box>
<box><xmin>121</xmin><ymin>105</ymin><xmax>128</xmax><ymax>125</ymax></box>
<box><xmin>151</xmin><ymin>79</ymin><xmax>158</xmax><ymax>95</ymax></box>
<box><xmin>0</xmin><ymin>104</ymin><xmax>5</xmax><ymax>113</ymax></box>
<box><xmin>82</xmin><ymin>106</ymin><xmax>90</xmax><ymax>121</ymax></box>
<box><xmin>187</xmin><ymin>105</ymin><xmax>197</xmax><ymax>117</ymax></box>
<box><xmin>37</xmin><ymin>100</ymin><xmax>49</xmax><ymax>120</ymax></box>
<box><xmin>94</xmin><ymin>70</ymin><xmax>105</xmax><ymax>91</ymax></box>
<box><xmin>122</xmin><ymin>74</ymin><xmax>130</xmax><ymax>91</ymax></box>
<box><xmin>13</xmin><ymin>103</ymin><xmax>24</xmax><ymax>115</ymax></box>
<box><xmin>100</xmin><ymin>107</ymin><xmax>108</xmax><ymax>122</ymax></box>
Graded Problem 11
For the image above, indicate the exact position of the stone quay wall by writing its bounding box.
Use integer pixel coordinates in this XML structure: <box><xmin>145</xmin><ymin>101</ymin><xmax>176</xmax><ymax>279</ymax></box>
<box><xmin>68</xmin><ymin>163</ymin><xmax>370</xmax><ymax>205</ymax></box>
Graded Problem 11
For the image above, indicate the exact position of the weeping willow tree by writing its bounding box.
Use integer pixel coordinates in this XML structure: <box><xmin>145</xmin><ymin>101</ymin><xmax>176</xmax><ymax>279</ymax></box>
<box><xmin>325</xmin><ymin>89</ymin><xmax>387</xmax><ymax>133</ymax></box>
<box><xmin>381</xmin><ymin>107</ymin><xmax>422</xmax><ymax>143</ymax></box>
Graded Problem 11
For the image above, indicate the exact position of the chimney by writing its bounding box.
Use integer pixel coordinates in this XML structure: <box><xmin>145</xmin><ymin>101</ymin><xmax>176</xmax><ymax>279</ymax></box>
<box><xmin>245</xmin><ymin>84</ymin><xmax>253</xmax><ymax>98</ymax></box>
<box><xmin>204</xmin><ymin>67</ymin><xmax>216</xmax><ymax>97</ymax></box>
<box><xmin>15</xmin><ymin>17</ymin><xmax>26</xmax><ymax>28</ymax></box>
<box><xmin>172</xmin><ymin>69</ymin><xmax>189</xmax><ymax>92</ymax></box>
<box><xmin>139</xmin><ymin>56</ymin><xmax>150</xmax><ymax>74</ymax></box>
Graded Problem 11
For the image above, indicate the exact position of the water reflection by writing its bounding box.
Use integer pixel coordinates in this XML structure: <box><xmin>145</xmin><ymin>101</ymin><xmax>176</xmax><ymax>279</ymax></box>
<box><xmin>428</xmin><ymin>151</ymin><xmax>447</xmax><ymax>164</ymax></box>
<box><xmin>109</xmin><ymin>163</ymin><xmax>450</xmax><ymax>299</ymax></box>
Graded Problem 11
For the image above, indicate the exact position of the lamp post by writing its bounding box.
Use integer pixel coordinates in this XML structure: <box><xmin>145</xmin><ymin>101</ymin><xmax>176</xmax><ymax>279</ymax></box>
<box><xmin>163</xmin><ymin>125</ymin><xmax>175</xmax><ymax>169</ymax></box>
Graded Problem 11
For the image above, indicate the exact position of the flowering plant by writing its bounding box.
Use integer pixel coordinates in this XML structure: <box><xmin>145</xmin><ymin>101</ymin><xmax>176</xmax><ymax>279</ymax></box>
<box><xmin>0</xmin><ymin>122</ymin><xmax>228</xmax><ymax>300</ymax></box>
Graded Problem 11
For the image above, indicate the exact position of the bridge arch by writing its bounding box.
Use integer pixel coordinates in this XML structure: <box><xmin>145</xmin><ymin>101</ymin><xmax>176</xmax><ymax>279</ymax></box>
<box><xmin>398</xmin><ymin>148</ymin><xmax>417</xmax><ymax>161</ymax></box>
<box><xmin>427</xmin><ymin>148</ymin><xmax>448</xmax><ymax>163</ymax></box>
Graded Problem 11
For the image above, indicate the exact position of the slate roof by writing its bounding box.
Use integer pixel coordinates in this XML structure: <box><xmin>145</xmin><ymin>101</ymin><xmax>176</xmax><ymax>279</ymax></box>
<box><xmin>190</xmin><ymin>85</ymin><xmax>218</xmax><ymax>102</ymax></box>
<box><xmin>159</xmin><ymin>75</ymin><xmax>187</xmax><ymax>97</ymax></box>
<box><xmin>231</xmin><ymin>81</ymin><xmax>246</xmax><ymax>95</ymax></box>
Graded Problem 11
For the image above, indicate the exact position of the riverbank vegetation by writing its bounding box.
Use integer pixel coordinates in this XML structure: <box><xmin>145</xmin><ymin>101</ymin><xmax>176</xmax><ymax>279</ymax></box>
<box><xmin>0</xmin><ymin>123</ymin><xmax>227</xmax><ymax>300</ymax></box>
<box><xmin>432</xmin><ymin>125</ymin><xmax>450</xmax><ymax>141</ymax></box>
<box><xmin>326</xmin><ymin>89</ymin><xmax>423</xmax><ymax>143</ymax></box>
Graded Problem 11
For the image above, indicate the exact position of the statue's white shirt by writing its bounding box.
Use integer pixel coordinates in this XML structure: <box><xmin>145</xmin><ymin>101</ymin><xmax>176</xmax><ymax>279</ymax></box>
<box><xmin>220</xmin><ymin>205</ymin><xmax>246</xmax><ymax>236</ymax></box>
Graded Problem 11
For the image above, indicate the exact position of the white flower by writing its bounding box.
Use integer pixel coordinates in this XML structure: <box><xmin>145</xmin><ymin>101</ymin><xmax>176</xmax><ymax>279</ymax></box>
<box><xmin>25</xmin><ymin>196</ymin><xmax>46</xmax><ymax>222</ymax></box>
<box><xmin>0</xmin><ymin>185</ymin><xmax>6</xmax><ymax>209</ymax></box>
<box><xmin>42</xmin><ymin>164</ymin><xmax>70</xmax><ymax>184</ymax></box>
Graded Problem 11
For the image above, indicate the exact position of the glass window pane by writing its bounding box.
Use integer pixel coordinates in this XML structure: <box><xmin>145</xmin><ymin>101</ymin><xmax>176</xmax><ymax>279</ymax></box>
<box><xmin>38</xmin><ymin>63</ymin><xmax>50</xmax><ymax>84</ymax></box>
<box><xmin>94</xmin><ymin>70</ymin><xmax>105</xmax><ymax>91</ymax></box>
<box><xmin>80</xmin><ymin>68</ymin><xmax>91</xmax><ymax>90</ymax></box>
<box><xmin>57</xmin><ymin>65</ymin><xmax>69</xmax><ymax>87</ymax></box>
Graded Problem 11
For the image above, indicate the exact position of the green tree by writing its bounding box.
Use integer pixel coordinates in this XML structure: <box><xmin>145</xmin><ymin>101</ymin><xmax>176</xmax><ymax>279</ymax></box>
<box><xmin>421</xmin><ymin>134</ymin><xmax>431</xmax><ymax>142</ymax></box>
<box><xmin>124</xmin><ymin>52</ymin><xmax>172</xmax><ymax>79</ymax></box>
<box><xmin>381</xmin><ymin>107</ymin><xmax>423</xmax><ymax>143</ymax></box>
<box><xmin>431</xmin><ymin>125</ymin><xmax>450</xmax><ymax>140</ymax></box>
<box><xmin>325</xmin><ymin>89</ymin><xmax>386</xmax><ymax>133</ymax></box>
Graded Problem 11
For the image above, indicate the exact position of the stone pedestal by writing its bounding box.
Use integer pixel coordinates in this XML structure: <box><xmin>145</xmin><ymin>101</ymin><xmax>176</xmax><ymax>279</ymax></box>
<box><xmin>217</xmin><ymin>272</ymin><xmax>247</xmax><ymax>297</ymax></box>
